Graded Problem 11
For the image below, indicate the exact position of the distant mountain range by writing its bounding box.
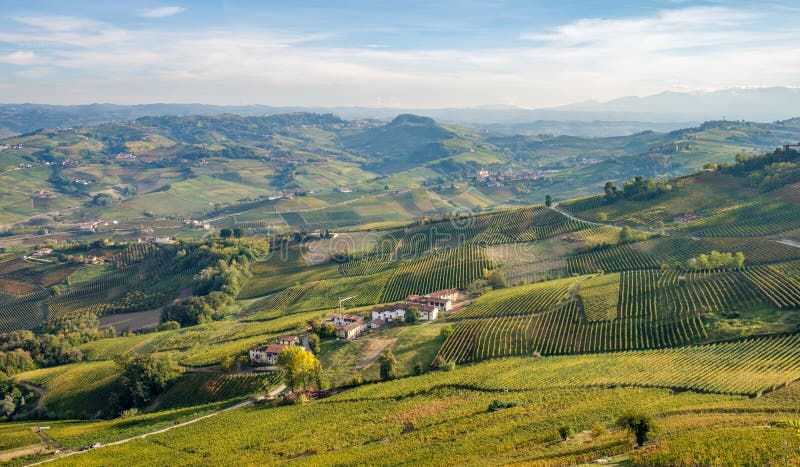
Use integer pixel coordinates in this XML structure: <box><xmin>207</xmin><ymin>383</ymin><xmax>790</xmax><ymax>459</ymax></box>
<box><xmin>1</xmin><ymin>87</ymin><xmax>799</xmax><ymax>138</ymax></box>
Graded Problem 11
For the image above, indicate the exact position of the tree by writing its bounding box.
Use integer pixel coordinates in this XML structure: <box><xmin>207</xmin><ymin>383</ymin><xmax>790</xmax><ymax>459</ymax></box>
<box><xmin>616</xmin><ymin>412</ymin><xmax>653</xmax><ymax>446</ymax></box>
<box><xmin>308</xmin><ymin>333</ymin><xmax>321</xmax><ymax>353</ymax></box>
<box><xmin>557</xmin><ymin>425</ymin><xmax>573</xmax><ymax>441</ymax></box>
<box><xmin>487</xmin><ymin>270</ymin><xmax>507</xmax><ymax>289</ymax></box>
<box><xmin>545</xmin><ymin>194</ymin><xmax>552</xmax><ymax>207</ymax></box>
<box><xmin>116</xmin><ymin>354</ymin><xmax>183</xmax><ymax>407</ymax></box>
<box><xmin>405</xmin><ymin>307</ymin><xmax>421</xmax><ymax>324</ymax></box>
<box><xmin>232</xmin><ymin>228</ymin><xmax>244</xmax><ymax>238</ymax></box>
<box><xmin>734</xmin><ymin>251</ymin><xmax>745</xmax><ymax>269</ymax></box>
<box><xmin>219</xmin><ymin>228</ymin><xmax>232</xmax><ymax>239</ymax></box>
<box><xmin>604</xmin><ymin>181</ymin><xmax>618</xmax><ymax>201</ymax></box>
<box><xmin>220</xmin><ymin>355</ymin><xmax>235</xmax><ymax>373</ymax></box>
<box><xmin>276</xmin><ymin>346</ymin><xmax>320</xmax><ymax>392</ymax></box>
<box><xmin>379</xmin><ymin>349</ymin><xmax>397</xmax><ymax>380</ymax></box>
<box><xmin>440</xmin><ymin>324</ymin><xmax>454</xmax><ymax>340</ymax></box>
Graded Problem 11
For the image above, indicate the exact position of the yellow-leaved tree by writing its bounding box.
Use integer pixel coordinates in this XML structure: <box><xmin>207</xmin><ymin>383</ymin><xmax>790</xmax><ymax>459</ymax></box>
<box><xmin>277</xmin><ymin>346</ymin><xmax>321</xmax><ymax>392</ymax></box>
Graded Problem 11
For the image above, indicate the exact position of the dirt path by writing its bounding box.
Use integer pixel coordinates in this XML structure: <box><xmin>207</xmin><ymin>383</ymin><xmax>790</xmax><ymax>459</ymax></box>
<box><xmin>549</xmin><ymin>205</ymin><xmax>652</xmax><ymax>234</ymax></box>
<box><xmin>777</xmin><ymin>238</ymin><xmax>800</xmax><ymax>249</ymax></box>
<box><xmin>28</xmin><ymin>384</ymin><xmax>287</xmax><ymax>466</ymax></box>
<box><xmin>0</xmin><ymin>443</ymin><xmax>48</xmax><ymax>462</ymax></box>
<box><xmin>19</xmin><ymin>382</ymin><xmax>45</xmax><ymax>411</ymax></box>
<box><xmin>355</xmin><ymin>338</ymin><xmax>397</xmax><ymax>370</ymax></box>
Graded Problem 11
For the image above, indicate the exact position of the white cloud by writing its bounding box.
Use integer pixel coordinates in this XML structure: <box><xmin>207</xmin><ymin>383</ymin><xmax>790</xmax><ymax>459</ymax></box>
<box><xmin>139</xmin><ymin>6</ymin><xmax>186</xmax><ymax>18</ymax></box>
<box><xmin>0</xmin><ymin>51</ymin><xmax>38</xmax><ymax>65</ymax></box>
<box><xmin>4</xmin><ymin>15</ymin><xmax>130</xmax><ymax>47</ymax></box>
<box><xmin>12</xmin><ymin>15</ymin><xmax>100</xmax><ymax>32</ymax></box>
<box><xmin>16</xmin><ymin>67</ymin><xmax>52</xmax><ymax>79</ymax></box>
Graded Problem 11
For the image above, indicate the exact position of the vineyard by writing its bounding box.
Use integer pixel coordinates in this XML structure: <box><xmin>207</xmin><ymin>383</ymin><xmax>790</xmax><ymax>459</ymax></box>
<box><xmin>679</xmin><ymin>200</ymin><xmax>800</xmax><ymax>237</ymax></box>
<box><xmin>741</xmin><ymin>265</ymin><xmax>800</xmax><ymax>309</ymax></box>
<box><xmin>379</xmin><ymin>245</ymin><xmax>492</xmax><ymax>302</ymax></box>
<box><xmin>566</xmin><ymin>243</ymin><xmax>660</xmax><ymax>275</ymax></box>
<box><xmin>438</xmin><ymin>299</ymin><xmax>707</xmax><ymax>363</ymax></box>
<box><xmin>579</xmin><ymin>273</ymin><xmax>620</xmax><ymax>321</ymax></box>
<box><xmin>451</xmin><ymin>275</ymin><xmax>584</xmax><ymax>319</ymax></box>
<box><xmin>155</xmin><ymin>372</ymin><xmax>279</xmax><ymax>410</ymax></box>
<box><xmin>13</xmin><ymin>360</ymin><xmax>121</xmax><ymax>419</ymax></box>
<box><xmin>0</xmin><ymin>288</ymin><xmax>48</xmax><ymax>332</ymax></box>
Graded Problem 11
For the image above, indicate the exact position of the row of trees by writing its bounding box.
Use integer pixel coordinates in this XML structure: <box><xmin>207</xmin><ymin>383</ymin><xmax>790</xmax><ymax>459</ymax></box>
<box><xmin>604</xmin><ymin>176</ymin><xmax>673</xmax><ymax>202</ymax></box>
<box><xmin>687</xmin><ymin>250</ymin><xmax>745</xmax><ymax>270</ymax></box>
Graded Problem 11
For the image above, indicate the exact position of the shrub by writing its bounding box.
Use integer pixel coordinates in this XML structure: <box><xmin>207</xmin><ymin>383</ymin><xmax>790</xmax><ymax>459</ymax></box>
<box><xmin>616</xmin><ymin>412</ymin><xmax>653</xmax><ymax>446</ymax></box>
<box><xmin>158</xmin><ymin>321</ymin><xmax>180</xmax><ymax>331</ymax></box>
<box><xmin>557</xmin><ymin>425</ymin><xmax>573</xmax><ymax>441</ymax></box>
<box><xmin>488</xmin><ymin>399</ymin><xmax>518</xmax><ymax>412</ymax></box>
<box><xmin>440</xmin><ymin>324</ymin><xmax>454</xmax><ymax>340</ymax></box>
<box><xmin>591</xmin><ymin>422</ymin><xmax>606</xmax><ymax>438</ymax></box>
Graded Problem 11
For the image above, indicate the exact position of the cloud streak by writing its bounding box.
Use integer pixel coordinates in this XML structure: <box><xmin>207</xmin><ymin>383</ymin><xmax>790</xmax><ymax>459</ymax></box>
<box><xmin>139</xmin><ymin>6</ymin><xmax>187</xmax><ymax>18</ymax></box>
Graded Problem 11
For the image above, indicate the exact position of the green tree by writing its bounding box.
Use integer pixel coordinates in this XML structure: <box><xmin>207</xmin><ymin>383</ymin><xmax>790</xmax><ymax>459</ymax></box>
<box><xmin>116</xmin><ymin>354</ymin><xmax>183</xmax><ymax>407</ymax></box>
<box><xmin>440</xmin><ymin>324</ymin><xmax>454</xmax><ymax>340</ymax></box>
<box><xmin>232</xmin><ymin>228</ymin><xmax>244</xmax><ymax>238</ymax></box>
<box><xmin>379</xmin><ymin>349</ymin><xmax>397</xmax><ymax>380</ymax></box>
<box><xmin>734</xmin><ymin>251</ymin><xmax>745</xmax><ymax>269</ymax></box>
<box><xmin>220</xmin><ymin>355</ymin><xmax>235</xmax><ymax>373</ymax></box>
<box><xmin>557</xmin><ymin>425</ymin><xmax>573</xmax><ymax>441</ymax></box>
<box><xmin>487</xmin><ymin>270</ymin><xmax>507</xmax><ymax>289</ymax></box>
<box><xmin>545</xmin><ymin>194</ymin><xmax>552</xmax><ymax>207</ymax></box>
<box><xmin>616</xmin><ymin>412</ymin><xmax>653</xmax><ymax>446</ymax></box>
<box><xmin>405</xmin><ymin>307</ymin><xmax>421</xmax><ymax>324</ymax></box>
<box><xmin>219</xmin><ymin>228</ymin><xmax>232</xmax><ymax>239</ymax></box>
<box><xmin>276</xmin><ymin>346</ymin><xmax>320</xmax><ymax>392</ymax></box>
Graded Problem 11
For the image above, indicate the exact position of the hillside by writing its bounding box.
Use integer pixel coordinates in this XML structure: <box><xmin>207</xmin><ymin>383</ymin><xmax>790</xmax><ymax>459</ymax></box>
<box><xmin>1</xmin><ymin>113</ymin><xmax>799</xmax><ymax>232</ymax></box>
<box><xmin>2</xmin><ymin>120</ymin><xmax>800</xmax><ymax>464</ymax></box>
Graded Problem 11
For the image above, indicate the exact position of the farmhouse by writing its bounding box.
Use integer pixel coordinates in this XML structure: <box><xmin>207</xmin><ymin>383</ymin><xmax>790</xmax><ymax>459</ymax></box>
<box><xmin>336</xmin><ymin>320</ymin><xmax>367</xmax><ymax>339</ymax></box>
<box><xmin>406</xmin><ymin>293</ymin><xmax>453</xmax><ymax>312</ymax></box>
<box><xmin>332</xmin><ymin>313</ymin><xmax>363</xmax><ymax>327</ymax></box>
<box><xmin>249</xmin><ymin>343</ymin><xmax>286</xmax><ymax>365</ymax></box>
<box><xmin>369</xmin><ymin>318</ymin><xmax>387</xmax><ymax>330</ymax></box>
<box><xmin>278</xmin><ymin>335</ymin><xmax>299</xmax><ymax>346</ymax></box>
<box><xmin>32</xmin><ymin>248</ymin><xmax>53</xmax><ymax>257</ymax></box>
<box><xmin>369</xmin><ymin>289</ymin><xmax>459</xmax><ymax>323</ymax></box>
<box><xmin>371</xmin><ymin>304</ymin><xmax>406</xmax><ymax>322</ymax></box>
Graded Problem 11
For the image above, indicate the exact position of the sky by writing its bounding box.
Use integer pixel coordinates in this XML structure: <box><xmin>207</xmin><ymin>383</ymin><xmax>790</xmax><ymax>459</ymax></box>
<box><xmin>0</xmin><ymin>0</ymin><xmax>798</xmax><ymax>108</ymax></box>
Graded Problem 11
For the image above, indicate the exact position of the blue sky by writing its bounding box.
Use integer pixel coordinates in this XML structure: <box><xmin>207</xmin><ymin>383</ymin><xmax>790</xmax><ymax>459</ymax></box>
<box><xmin>0</xmin><ymin>1</ymin><xmax>798</xmax><ymax>107</ymax></box>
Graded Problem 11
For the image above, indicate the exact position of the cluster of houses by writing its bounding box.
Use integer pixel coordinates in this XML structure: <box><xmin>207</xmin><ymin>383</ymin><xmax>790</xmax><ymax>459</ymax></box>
<box><xmin>331</xmin><ymin>289</ymin><xmax>460</xmax><ymax>340</ymax></box>
<box><xmin>249</xmin><ymin>335</ymin><xmax>300</xmax><ymax>365</ymax></box>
